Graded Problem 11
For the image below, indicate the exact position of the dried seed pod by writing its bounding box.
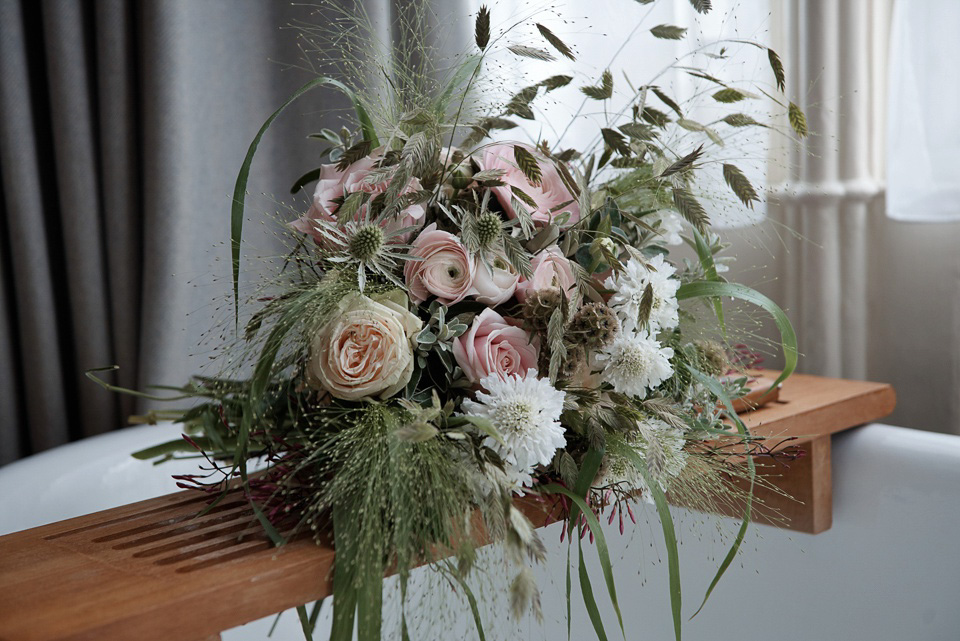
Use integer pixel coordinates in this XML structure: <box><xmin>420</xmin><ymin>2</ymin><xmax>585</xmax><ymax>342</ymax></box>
<box><xmin>568</xmin><ymin>302</ymin><xmax>619</xmax><ymax>348</ymax></box>
<box><xmin>521</xmin><ymin>287</ymin><xmax>563</xmax><ymax>331</ymax></box>
<box><xmin>693</xmin><ymin>339</ymin><xmax>729</xmax><ymax>376</ymax></box>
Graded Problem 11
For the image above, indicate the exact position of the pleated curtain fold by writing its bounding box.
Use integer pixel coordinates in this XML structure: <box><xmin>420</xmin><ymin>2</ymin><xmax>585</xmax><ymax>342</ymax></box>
<box><xmin>0</xmin><ymin>0</ymin><xmax>468</xmax><ymax>464</ymax></box>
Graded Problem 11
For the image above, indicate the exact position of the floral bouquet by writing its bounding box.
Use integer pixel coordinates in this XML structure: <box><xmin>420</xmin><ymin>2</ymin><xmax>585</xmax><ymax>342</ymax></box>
<box><xmin>91</xmin><ymin>2</ymin><xmax>804</xmax><ymax>639</ymax></box>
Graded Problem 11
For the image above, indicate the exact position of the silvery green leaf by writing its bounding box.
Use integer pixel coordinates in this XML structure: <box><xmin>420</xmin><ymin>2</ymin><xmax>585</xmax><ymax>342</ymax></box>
<box><xmin>677</xmin><ymin>118</ymin><xmax>705</xmax><ymax>132</ymax></box>
<box><xmin>507</xmin><ymin>44</ymin><xmax>555</xmax><ymax>61</ymax></box>
<box><xmin>417</xmin><ymin>328</ymin><xmax>438</xmax><ymax>344</ymax></box>
<box><xmin>394</xmin><ymin>421</ymin><xmax>439</xmax><ymax>442</ymax></box>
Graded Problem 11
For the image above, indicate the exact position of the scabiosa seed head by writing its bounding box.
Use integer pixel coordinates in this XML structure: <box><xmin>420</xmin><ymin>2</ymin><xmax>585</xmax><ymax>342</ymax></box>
<box><xmin>521</xmin><ymin>287</ymin><xmax>563</xmax><ymax>331</ymax></box>
<box><xmin>558</xmin><ymin>344</ymin><xmax>586</xmax><ymax>380</ymax></box>
<box><xmin>476</xmin><ymin>211</ymin><xmax>502</xmax><ymax>248</ymax></box>
<box><xmin>349</xmin><ymin>224</ymin><xmax>384</xmax><ymax>261</ymax></box>
<box><xmin>693</xmin><ymin>339</ymin><xmax>728</xmax><ymax>376</ymax></box>
<box><xmin>568</xmin><ymin>302</ymin><xmax>619</xmax><ymax>348</ymax></box>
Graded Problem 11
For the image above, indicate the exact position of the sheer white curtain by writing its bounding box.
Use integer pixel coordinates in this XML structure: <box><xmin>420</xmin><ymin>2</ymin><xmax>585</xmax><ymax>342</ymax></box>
<box><xmin>886</xmin><ymin>0</ymin><xmax>960</xmax><ymax>222</ymax></box>
<box><xmin>771</xmin><ymin>0</ymin><xmax>960</xmax><ymax>435</ymax></box>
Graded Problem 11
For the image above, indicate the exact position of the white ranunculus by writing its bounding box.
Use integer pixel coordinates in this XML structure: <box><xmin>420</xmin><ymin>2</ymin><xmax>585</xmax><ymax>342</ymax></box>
<box><xmin>306</xmin><ymin>291</ymin><xmax>422</xmax><ymax>401</ymax></box>
<box><xmin>471</xmin><ymin>254</ymin><xmax>520</xmax><ymax>306</ymax></box>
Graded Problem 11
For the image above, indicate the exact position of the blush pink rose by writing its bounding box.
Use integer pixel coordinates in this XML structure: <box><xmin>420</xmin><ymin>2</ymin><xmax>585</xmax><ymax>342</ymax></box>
<box><xmin>453</xmin><ymin>308</ymin><xmax>539</xmax><ymax>384</ymax></box>
<box><xmin>290</xmin><ymin>149</ymin><xmax>426</xmax><ymax>242</ymax></box>
<box><xmin>515</xmin><ymin>245</ymin><xmax>578</xmax><ymax>303</ymax></box>
<box><xmin>404</xmin><ymin>223</ymin><xmax>476</xmax><ymax>305</ymax></box>
<box><xmin>480</xmin><ymin>143</ymin><xmax>580</xmax><ymax>227</ymax></box>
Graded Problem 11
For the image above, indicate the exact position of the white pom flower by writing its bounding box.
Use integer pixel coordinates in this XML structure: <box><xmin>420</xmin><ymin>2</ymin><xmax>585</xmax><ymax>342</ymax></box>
<box><xmin>461</xmin><ymin>369</ymin><xmax>566</xmax><ymax>491</ymax></box>
<box><xmin>595</xmin><ymin>330</ymin><xmax>674</xmax><ymax>399</ymax></box>
<box><xmin>604</xmin><ymin>254</ymin><xmax>680</xmax><ymax>333</ymax></box>
<box><xmin>597</xmin><ymin>418</ymin><xmax>689</xmax><ymax>501</ymax></box>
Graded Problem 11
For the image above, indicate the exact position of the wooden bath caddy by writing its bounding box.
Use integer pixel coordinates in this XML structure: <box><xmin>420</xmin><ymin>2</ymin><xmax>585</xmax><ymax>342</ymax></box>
<box><xmin>0</xmin><ymin>371</ymin><xmax>895</xmax><ymax>641</ymax></box>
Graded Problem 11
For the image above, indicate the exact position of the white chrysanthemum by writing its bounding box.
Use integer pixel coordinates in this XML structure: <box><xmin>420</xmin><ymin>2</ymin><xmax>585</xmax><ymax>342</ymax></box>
<box><xmin>461</xmin><ymin>369</ymin><xmax>566</xmax><ymax>491</ymax></box>
<box><xmin>604</xmin><ymin>254</ymin><xmax>680</xmax><ymax>333</ymax></box>
<box><xmin>597</xmin><ymin>418</ymin><xmax>688</xmax><ymax>501</ymax></box>
<box><xmin>650</xmin><ymin>210</ymin><xmax>684</xmax><ymax>246</ymax></box>
<box><xmin>595</xmin><ymin>330</ymin><xmax>674</xmax><ymax>399</ymax></box>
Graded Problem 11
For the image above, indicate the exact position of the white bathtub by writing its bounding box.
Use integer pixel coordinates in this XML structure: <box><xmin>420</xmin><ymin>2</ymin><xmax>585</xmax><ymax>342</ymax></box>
<box><xmin>2</xmin><ymin>423</ymin><xmax>959</xmax><ymax>641</ymax></box>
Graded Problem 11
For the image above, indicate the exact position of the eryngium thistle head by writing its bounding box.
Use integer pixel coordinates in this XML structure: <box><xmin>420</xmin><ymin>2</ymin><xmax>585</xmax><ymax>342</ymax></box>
<box><xmin>522</xmin><ymin>287</ymin><xmax>563</xmax><ymax>331</ymax></box>
<box><xmin>568</xmin><ymin>302</ymin><xmax>618</xmax><ymax>348</ymax></box>
<box><xmin>349</xmin><ymin>224</ymin><xmax>384</xmax><ymax>261</ymax></box>
<box><xmin>693</xmin><ymin>339</ymin><xmax>728</xmax><ymax>376</ymax></box>
<box><xmin>476</xmin><ymin>211</ymin><xmax>502</xmax><ymax>248</ymax></box>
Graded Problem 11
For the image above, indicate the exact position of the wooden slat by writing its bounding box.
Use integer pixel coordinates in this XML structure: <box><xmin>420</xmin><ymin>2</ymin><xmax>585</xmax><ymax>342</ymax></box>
<box><xmin>696</xmin><ymin>371</ymin><xmax>896</xmax><ymax>533</ymax></box>
<box><xmin>738</xmin><ymin>371</ymin><xmax>896</xmax><ymax>443</ymax></box>
<box><xmin>0</xmin><ymin>371</ymin><xmax>896</xmax><ymax>641</ymax></box>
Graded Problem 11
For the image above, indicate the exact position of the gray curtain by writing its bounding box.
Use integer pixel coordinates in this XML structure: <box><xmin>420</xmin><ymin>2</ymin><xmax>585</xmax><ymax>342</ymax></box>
<box><xmin>0</xmin><ymin>0</ymin><xmax>469</xmax><ymax>464</ymax></box>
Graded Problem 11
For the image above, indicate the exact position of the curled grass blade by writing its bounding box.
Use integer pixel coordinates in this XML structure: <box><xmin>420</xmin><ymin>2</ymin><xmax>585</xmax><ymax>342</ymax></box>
<box><xmin>677</xmin><ymin>280</ymin><xmax>797</xmax><ymax>393</ymax></box>
<box><xmin>578</xmin><ymin>537</ymin><xmax>609</xmax><ymax>641</ymax></box>
<box><xmin>441</xmin><ymin>560</ymin><xmax>486</xmax><ymax>641</ymax></box>
<box><xmin>610</xmin><ymin>441</ymin><xmax>682</xmax><ymax>641</ymax></box>
<box><xmin>231</xmin><ymin>76</ymin><xmax>377</xmax><ymax>329</ymax></box>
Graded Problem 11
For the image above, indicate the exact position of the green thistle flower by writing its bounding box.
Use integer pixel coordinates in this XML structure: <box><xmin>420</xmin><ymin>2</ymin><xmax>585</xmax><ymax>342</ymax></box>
<box><xmin>475</xmin><ymin>211</ymin><xmax>502</xmax><ymax>248</ymax></box>
<box><xmin>349</xmin><ymin>224</ymin><xmax>384</xmax><ymax>261</ymax></box>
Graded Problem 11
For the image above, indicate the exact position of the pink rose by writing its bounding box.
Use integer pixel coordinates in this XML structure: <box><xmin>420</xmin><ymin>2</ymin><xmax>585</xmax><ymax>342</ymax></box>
<box><xmin>480</xmin><ymin>143</ymin><xmax>580</xmax><ymax>227</ymax></box>
<box><xmin>453</xmin><ymin>308</ymin><xmax>539</xmax><ymax>383</ymax></box>
<box><xmin>515</xmin><ymin>245</ymin><xmax>578</xmax><ymax>303</ymax></box>
<box><xmin>404</xmin><ymin>224</ymin><xmax>476</xmax><ymax>305</ymax></box>
<box><xmin>471</xmin><ymin>254</ymin><xmax>520</xmax><ymax>306</ymax></box>
<box><xmin>290</xmin><ymin>149</ymin><xmax>426</xmax><ymax>242</ymax></box>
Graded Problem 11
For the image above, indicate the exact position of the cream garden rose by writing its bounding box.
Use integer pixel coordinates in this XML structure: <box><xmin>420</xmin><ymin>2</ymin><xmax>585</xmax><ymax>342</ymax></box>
<box><xmin>306</xmin><ymin>291</ymin><xmax>422</xmax><ymax>401</ymax></box>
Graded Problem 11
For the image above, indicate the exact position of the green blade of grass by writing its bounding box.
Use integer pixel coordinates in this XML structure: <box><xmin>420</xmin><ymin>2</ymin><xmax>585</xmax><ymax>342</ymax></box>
<box><xmin>231</xmin><ymin>76</ymin><xmax>377</xmax><ymax>329</ymax></box>
<box><xmin>610</xmin><ymin>441</ymin><xmax>683</xmax><ymax>641</ymax></box>
<box><xmin>565</xmin><ymin>447</ymin><xmax>604</xmax><ymax>536</ymax></box>
<box><xmin>543</xmin><ymin>483</ymin><xmax>624</xmax><ymax>638</ymax></box>
<box><xmin>442</xmin><ymin>561</ymin><xmax>487</xmax><ymax>641</ymax></box>
<box><xmin>685</xmin><ymin>365</ymin><xmax>755</xmax><ymax>619</ymax></box>
<box><xmin>578</xmin><ymin>537</ymin><xmax>609</xmax><ymax>641</ymax></box>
